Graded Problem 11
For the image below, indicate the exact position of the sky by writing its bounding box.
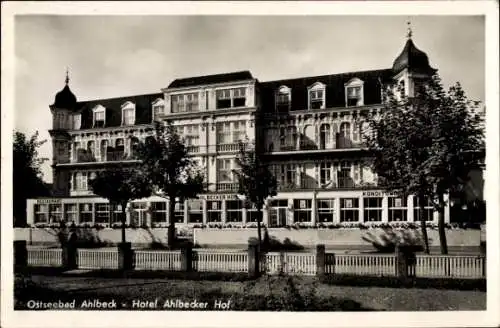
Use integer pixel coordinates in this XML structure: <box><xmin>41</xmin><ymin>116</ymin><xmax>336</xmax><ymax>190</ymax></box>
<box><xmin>14</xmin><ymin>15</ymin><xmax>485</xmax><ymax>183</ymax></box>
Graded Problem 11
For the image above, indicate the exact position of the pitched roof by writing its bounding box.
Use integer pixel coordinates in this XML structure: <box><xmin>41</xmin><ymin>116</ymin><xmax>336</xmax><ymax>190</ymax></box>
<box><xmin>259</xmin><ymin>68</ymin><xmax>393</xmax><ymax>112</ymax></box>
<box><xmin>168</xmin><ymin>71</ymin><xmax>254</xmax><ymax>88</ymax></box>
<box><xmin>75</xmin><ymin>93</ymin><xmax>163</xmax><ymax>129</ymax></box>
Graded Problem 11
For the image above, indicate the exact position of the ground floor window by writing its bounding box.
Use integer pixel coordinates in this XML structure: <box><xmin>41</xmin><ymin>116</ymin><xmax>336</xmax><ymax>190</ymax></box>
<box><xmin>247</xmin><ymin>204</ymin><xmax>260</xmax><ymax>222</ymax></box>
<box><xmin>207</xmin><ymin>201</ymin><xmax>222</xmax><ymax>222</ymax></box>
<box><xmin>131</xmin><ymin>202</ymin><xmax>148</xmax><ymax>226</ymax></box>
<box><xmin>363</xmin><ymin>197</ymin><xmax>383</xmax><ymax>222</ymax></box>
<box><xmin>34</xmin><ymin>204</ymin><xmax>49</xmax><ymax>224</ymax></box>
<box><xmin>111</xmin><ymin>204</ymin><xmax>125</xmax><ymax>224</ymax></box>
<box><xmin>49</xmin><ymin>204</ymin><xmax>63</xmax><ymax>223</ymax></box>
<box><xmin>151</xmin><ymin>202</ymin><xmax>167</xmax><ymax>223</ymax></box>
<box><xmin>317</xmin><ymin>199</ymin><xmax>335</xmax><ymax>222</ymax></box>
<box><xmin>79</xmin><ymin>203</ymin><xmax>93</xmax><ymax>223</ymax></box>
<box><xmin>187</xmin><ymin>199</ymin><xmax>203</xmax><ymax>223</ymax></box>
<box><xmin>293</xmin><ymin>199</ymin><xmax>312</xmax><ymax>223</ymax></box>
<box><xmin>226</xmin><ymin>200</ymin><xmax>243</xmax><ymax>222</ymax></box>
<box><xmin>388</xmin><ymin>196</ymin><xmax>407</xmax><ymax>221</ymax></box>
<box><xmin>413</xmin><ymin>196</ymin><xmax>434</xmax><ymax>222</ymax></box>
<box><xmin>64</xmin><ymin>204</ymin><xmax>77</xmax><ymax>223</ymax></box>
<box><xmin>340</xmin><ymin>198</ymin><xmax>359</xmax><ymax>222</ymax></box>
<box><xmin>95</xmin><ymin>203</ymin><xmax>110</xmax><ymax>225</ymax></box>
<box><xmin>174</xmin><ymin>201</ymin><xmax>185</xmax><ymax>223</ymax></box>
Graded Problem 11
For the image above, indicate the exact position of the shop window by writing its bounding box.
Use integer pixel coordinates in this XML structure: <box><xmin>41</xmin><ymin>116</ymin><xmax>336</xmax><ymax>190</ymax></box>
<box><xmin>187</xmin><ymin>199</ymin><xmax>203</xmax><ymax>223</ymax></box>
<box><xmin>363</xmin><ymin>197</ymin><xmax>383</xmax><ymax>222</ymax></box>
<box><xmin>207</xmin><ymin>201</ymin><xmax>222</xmax><ymax>222</ymax></box>
<box><xmin>226</xmin><ymin>200</ymin><xmax>243</xmax><ymax>222</ymax></box>
<box><xmin>110</xmin><ymin>204</ymin><xmax>125</xmax><ymax>225</ymax></box>
<box><xmin>34</xmin><ymin>204</ymin><xmax>49</xmax><ymax>224</ymax></box>
<box><xmin>413</xmin><ymin>196</ymin><xmax>434</xmax><ymax>222</ymax></box>
<box><xmin>340</xmin><ymin>198</ymin><xmax>359</xmax><ymax>222</ymax></box>
<box><xmin>79</xmin><ymin>203</ymin><xmax>93</xmax><ymax>223</ymax></box>
<box><xmin>389</xmin><ymin>196</ymin><xmax>408</xmax><ymax>221</ymax></box>
<box><xmin>95</xmin><ymin>203</ymin><xmax>110</xmax><ymax>225</ymax></box>
<box><xmin>151</xmin><ymin>202</ymin><xmax>167</xmax><ymax>224</ymax></box>
<box><xmin>49</xmin><ymin>204</ymin><xmax>63</xmax><ymax>223</ymax></box>
<box><xmin>174</xmin><ymin>202</ymin><xmax>185</xmax><ymax>223</ymax></box>
<box><xmin>293</xmin><ymin>199</ymin><xmax>312</xmax><ymax>223</ymax></box>
<box><xmin>64</xmin><ymin>204</ymin><xmax>77</xmax><ymax>223</ymax></box>
<box><xmin>317</xmin><ymin>199</ymin><xmax>335</xmax><ymax>222</ymax></box>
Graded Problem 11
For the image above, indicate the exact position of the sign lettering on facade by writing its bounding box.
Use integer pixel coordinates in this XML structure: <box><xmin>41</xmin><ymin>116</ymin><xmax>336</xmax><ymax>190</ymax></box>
<box><xmin>35</xmin><ymin>199</ymin><xmax>62</xmax><ymax>204</ymax></box>
<box><xmin>201</xmin><ymin>194</ymin><xmax>238</xmax><ymax>201</ymax></box>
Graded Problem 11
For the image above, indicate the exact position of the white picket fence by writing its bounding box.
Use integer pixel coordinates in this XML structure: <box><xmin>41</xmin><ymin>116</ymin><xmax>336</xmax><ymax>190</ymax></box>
<box><xmin>193</xmin><ymin>251</ymin><xmax>248</xmax><ymax>272</ymax></box>
<box><xmin>326</xmin><ymin>254</ymin><xmax>397</xmax><ymax>276</ymax></box>
<box><xmin>27</xmin><ymin>248</ymin><xmax>62</xmax><ymax>267</ymax></box>
<box><xmin>414</xmin><ymin>255</ymin><xmax>485</xmax><ymax>279</ymax></box>
<box><xmin>135</xmin><ymin>250</ymin><xmax>182</xmax><ymax>271</ymax></box>
<box><xmin>77</xmin><ymin>249</ymin><xmax>119</xmax><ymax>269</ymax></box>
<box><xmin>264</xmin><ymin>252</ymin><xmax>316</xmax><ymax>276</ymax></box>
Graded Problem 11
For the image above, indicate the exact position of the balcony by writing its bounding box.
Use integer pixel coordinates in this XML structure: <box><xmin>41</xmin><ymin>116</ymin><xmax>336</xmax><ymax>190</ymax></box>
<box><xmin>216</xmin><ymin>183</ymin><xmax>239</xmax><ymax>192</ymax></box>
<box><xmin>216</xmin><ymin>144</ymin><xmax>240</xmax><ymax>153</ymax></box>
<box><xmin>276</xmin><ymin>178</ymin><xmax>370</xmax><ymax>191</ymax></box>
<box><xmin>71</xmin><ymin>150</ymin><xmax>137</xmax><ymax>164</ymax></box>
<box><xmin>186</xmin><ymin>145</ymin><xmax>200</xmax><ymax>153</ymax></box>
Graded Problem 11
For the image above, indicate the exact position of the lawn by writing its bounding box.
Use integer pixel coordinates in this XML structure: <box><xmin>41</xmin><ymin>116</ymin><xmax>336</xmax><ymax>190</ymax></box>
<box><xmin>15</xmin><ymin>273</ymin><xmax>486</xmax><ymax>311</ymax></box>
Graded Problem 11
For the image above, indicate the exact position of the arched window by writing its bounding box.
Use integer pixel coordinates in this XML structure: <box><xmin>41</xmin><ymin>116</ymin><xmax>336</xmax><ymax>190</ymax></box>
<box><xmin>338</xmin><ymin>122</ymin><xmax>352</xmax><ymax>148</ymax></box>
<box><xmin>87</xmin><ymin>141</ymin><xmax>95</xmax><ymax>157</ymax></box>
<box><xmin>308</xmin><ymin>82</ymin><xmax>326</xmax><ymax>109</ymax></box>
<box><xmin>130</xmin><ymin>137</ymin><xmax>139</xmax><ymax>158</ymax></box>
<box><xmin>100</xmin><ymin>140</ymin><xmax>108</xmax><ymax>162</ymax></box>
<box><xmin>275</xmin><ymin>86</ymin><xmax>291</xmax><ymax>113</ymax></box>
<box><xmin>344</xmin><ymin>78</ymin><xmax>364</xmax><ymax>107</ymax></box>
<box><xmin>319</xmin><ymin>124</ymin><xmax>330</xmax><ymax>149</ymax></box>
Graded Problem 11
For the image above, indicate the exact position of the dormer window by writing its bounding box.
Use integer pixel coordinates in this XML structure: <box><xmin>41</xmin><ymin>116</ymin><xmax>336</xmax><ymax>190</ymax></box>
<box><xmin>345</xmin><ymin>78</ymin><xmax>364</xmax><ymax>107</ymax></box>
<box><xmin>275</xmin><ymin>86</ymin><xmax>291</xmax><ymax>113</ymax></box>
<box><xmin>171</xmin><ymin>93</ymin><xmax>199</xmax><ymax>113</ymax></box>
<box><xmin>121</xmin><ymin>101</ymin><xmax>136</xmax><ymax>126</ymax></box>
<box><xmin>152</xmin><ymin>98</ymin><xmax>164</xmax><ymax>122</ymax></box>
<box><xmin>92</xmin><ymin>105</ymin><xmax>106</xmax><ymax>128</ymax></box>
<box><xmin>216</xmin><ymin>87</ymin><xmax>246</xmax><ymax>109</ymax></box>
<box><xmin>308</xmin><ymin>82</ymin><xmax>325</xmax><ymax>110</ymax></box>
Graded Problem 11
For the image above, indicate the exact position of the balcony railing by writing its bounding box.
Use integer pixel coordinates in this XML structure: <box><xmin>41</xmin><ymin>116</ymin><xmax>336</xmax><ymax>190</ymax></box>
<box><xmin>276</xmin><ymin>179</ymin><xmax>370</xmax><ymax>191</ymax></box>
<box><xmin>216</xmin><ymin>183</ymin><xmax>239</xmax><ymax>192</ymax></box>
<box><xmin>72</xmin><ymin>150</ymin><xmax>137</xmax><ymax>163</ymax></box>
<box><xmin>216</xmin><ymin>144</ymin><xmax>240</xmax><ymax>152</ymax></box>
<box><xmin>273</xmin><ymin>141</ymin><xmax>364</xmax><ymax>153</ymax></box>
<box><xmin>186</xmin><ymin>145</ymin><xmax>200</xmax><ymax>153</ymax></box>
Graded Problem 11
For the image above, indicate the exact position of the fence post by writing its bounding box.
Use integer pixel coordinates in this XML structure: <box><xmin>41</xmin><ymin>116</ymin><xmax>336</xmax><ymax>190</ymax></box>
<box><xmin>118</xmin><ymin>242</ymin><xmax>134</xmax><ymax>271</ymax></box>
<box><xmin>248</xmin><ymin>241</ymin><xmax>259</xmax><ymax>278</ymax></box>
<box><xmin>316</xmin><ymin>244</ymin><xmax>325</xmax><ymax>280</ymax></box>
<box><xmin>14</xmin><ymin>240</ymin><xmax>27</xmax><ymax>269</ymax></box>
<box><xmin>181</xmin><ymin>243</ymin><xmax>193</xmax><ymax>272</ymax></box>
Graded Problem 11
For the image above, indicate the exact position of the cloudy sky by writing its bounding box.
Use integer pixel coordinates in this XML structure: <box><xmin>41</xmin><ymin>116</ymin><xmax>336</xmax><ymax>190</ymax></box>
<box><xmin>14</xmin><ymin>15</ymin><xmax>485</xmax><ymax>182</ymax></box>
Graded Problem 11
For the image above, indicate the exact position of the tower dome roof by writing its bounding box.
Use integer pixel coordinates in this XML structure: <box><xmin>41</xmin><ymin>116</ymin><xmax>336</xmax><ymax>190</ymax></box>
<box><xmin>52</xmin><ymin>70</ymin><xmax>77</xmax><ymax>110</ymax></box>
<box><xmin>392</xmin><ymin>38</ymin><xmax>435</xmax><ymax>75</ymax></box>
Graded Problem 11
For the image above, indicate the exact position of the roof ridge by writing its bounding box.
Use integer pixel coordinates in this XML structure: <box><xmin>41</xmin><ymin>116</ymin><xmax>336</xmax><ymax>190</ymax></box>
<box><xmin>259</xmin><ymin>68</ymin><xmax>393</xmax><ymax>84</ymax></box>
<box><xmin>76</xmin><ymin>92</ymin><xmax>163</xmax><ymax>105</ymax></box>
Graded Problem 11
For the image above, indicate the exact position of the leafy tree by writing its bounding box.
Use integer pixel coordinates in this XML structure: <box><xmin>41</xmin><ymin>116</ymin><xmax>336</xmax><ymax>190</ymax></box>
<box><xmin>89</xmin><ymin>165</ymin><xmax>152</xmax><ymax>243</ymax></box>
<box><xmin>233</xmin><ymin>140</ymin><xmax>277</xmax><ymax>251</ymax></box>
<box><xmin>365</xmin><ymin>75</ymin><xmax>484</xmax><ymax>254</ymax></box>
<box><xmin>135</xmin><ymin>122</ymin><xmax>205</xmax><ymax>248</ymax></box>
<box><xmin>13</xmin><ymin>131</ymin><xmax>50</xmax><ymax>227</ymax></box>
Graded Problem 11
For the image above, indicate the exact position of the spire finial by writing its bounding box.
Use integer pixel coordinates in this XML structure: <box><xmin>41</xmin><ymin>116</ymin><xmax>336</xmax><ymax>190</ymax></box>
<box><xmin>65</xmin><ymin>67</ymin><xmax>70</xmax><ymax>85</ymax></box>
<box><xmin>406</xmin><ymin>20</ymin><xmax>413</xmax><ymax>39</ymax></box>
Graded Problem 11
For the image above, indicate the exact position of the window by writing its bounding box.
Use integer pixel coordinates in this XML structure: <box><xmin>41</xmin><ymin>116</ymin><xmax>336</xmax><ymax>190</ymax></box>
<box><xmin>171</xmin><ymin>93</ymin><xmax>199</xmax><ymax>113</ymax></box>
<box><xmin>110</xmin><ymin>204</ymin><xmax>125</xmax><ymax>225</ymax></box>
<box><xmin>399</xmin><ymin>80</ymin><xmax>406</xmax><ymax>99</ymax></box>
<box><xmin>115</xmin><ymin>138</ymin><xmax>125</xmax><ymax>154</ymax></box>
<box><xmin>247</xmin><ymin>204</ymin><xmax>260</xmax><ymax>222</ymax></box>
<box><xmin>100</xmin><ymin>140</ymin><xmax>108</xmax><ymax>161</ymax></box>
<box><xmin>217</xmin><ymin>159</ymin><xmax>232</xmax><ymax>182</ymax></box>
<box><xmin>216</xmin><ymin>88</ymin><xmax>246</xmax><ymax>109</ymax></box>
<box><xmin>49</xmin><ymin>204</ymin><xmax>63</xmax><ymax>223</ymax></box>
<box><xmin>317</xmin><ymin>199</ymin><xmax>335</xmax><ymax>223</ymax></box>
<box><xmin>293</xmin><ymin>199</ymin><xmax>312</xmax><ymax>223</ymax></box>
<box><xmin>207</xmin><ymin>201</ymin><xmax>222</xmax><ymax>222</ymax></box>
<box><xmin>309</xmin><ymin>89</ymin><xmax>324</xmax><ymax>109</ymax></box>
<box><xmin>187</xmin><ymin>199</ymin><xmax>203</xmax><ymax>223</ymax></box>
<box><xmin>184</xmin><ymin>125</ymin><xmax>199</xmax><ymax>146</ymax></box>
<box><xmin>226</xmin><ymin>200</ymin><xmax>243</xmax><ymax>222</ymax></box>
<box><xmin>338</xmin><ymin>162</ymin><xmax>353</xmax><ymax>188</ymax></box>
<box><xmin>72</xmin><ymin>114</ymin><xmax>81</xmax><ymax>130</ymax></box>
<box><xmin>232</xmin><ymin>121</ymin><xmax>246</xmax><ymax>142</ymax></box>
<box><xmin>79</xmin><ymin>203</ymin><xmax>93</xmax><ymax>223</ymax></box>
<box><xmin>413</xmin><ymin>196</ymin><xmax>434</xmax><ymax>222</ymax></box>
<box><xmin>277</xmin><ymin>164</ymin><xmax>296</xmax><ymax>188</ymax></box>
<box><xmin>363</xmin><ymin>197</ymin><xmax>383</xmax><ymax>222</ymax></box>
<box><xmin>319</xmin><ymin>124</ymin><xmax>330</xmax><ymax>149</ymax></box>
<box><xmin>216</xmin><ymin>122</ymin><xmax>231</xmax><ymax>144</ymax></box>
<box><xmin>345</xmin><ymin>78</ymin><xmax>364</xmax><ymax>107</ymax></box>
<box><xmin>340</xmin><ymin>198</ymin><xmax>359</xmax><ymax>222</ymax></box>
<box><xmin>174</xmin><ymin>201</ymin><xmax>185</xmax><ymax>223</ymax></box>
<box><xmin>276</xmin><ymin>86</ymin><xmax>291</xmax><ymax>112</ymax></box>
<box><xmin>75</xmin><ymin>172</ymin><xmax>88</xmax><ymax>191</ymax></box>
<box><xmin>34</xmin><ymin>204</ymin><xmax>49</xmax><ymax>223</ymax></box>
<box><xmin>93</xmin><ymin>105</ymin><xmax>106</xmax><ymax>128</ymax></box>
<box><xmin>95</xmin><ymin>203</ymin><xmax>110</xmax><ymax>225</ymax></box>
<box><xmin>87</xmin><ymin>141</ymin><xmax>95</xmax><ymax>158</ymax></box>
<box><xmin>338</xmin><ymin>122</ymin><xmax>352</xmax><ymax>148</ymax></box>
<box><xmin>389</xmin><ymin>196</ymin><xmax>408</xmax><ymax>222</ymax></box>
<box><xmin>65</xmin><ymin>204</ymin><xmax>77</xmax><ymax>223</ymax></box>
<box><xmin>151</xmin><ymin>202</ymin><xmax>167</xmax><ymax>224</ymax></box>
<box><xmin>122</xmin><ymin>108</ymin><xmax>135</xmax><ymax>126</ymax></box>
<box><xmin>153</xmin><ymin>105</ymin><xmax>164</xmax><ymax>121</ymax></box>
<box><xmin>320</xmin><ymin>162</ymin><xmax>332</xmax><ymax>186</ymax></box>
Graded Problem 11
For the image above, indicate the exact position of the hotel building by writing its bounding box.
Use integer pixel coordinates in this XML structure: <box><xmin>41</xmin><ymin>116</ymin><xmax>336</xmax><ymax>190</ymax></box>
<box><xmin>26</xmin><ymin>34</ymin><xmax>468</xmax><ymax>228</ymax></box>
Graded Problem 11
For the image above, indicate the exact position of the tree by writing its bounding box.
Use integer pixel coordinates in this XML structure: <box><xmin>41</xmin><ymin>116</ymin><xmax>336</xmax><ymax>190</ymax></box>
<box><xmin>13</xmin><ymin>131</ymin><xmax>50</xmax><ymax>227</ymax></box>
<box><xmin>89</xmin><ymin>165</ymin><xmax>152</xmax><ymax>243</ymax></box>
<box><xmin>365</xmin><ymin>75</ymin><xmax>484</xmax><ymax>254</ymax></box>
<box><xmin>233</xmin><ymin>140</ymin><xmax>277</xmax><ymax>251</ymax></box>
<box><xmin>135</xmin><ymin>122</ymin><xmax>205</xmax><ymax>248</ymax></box>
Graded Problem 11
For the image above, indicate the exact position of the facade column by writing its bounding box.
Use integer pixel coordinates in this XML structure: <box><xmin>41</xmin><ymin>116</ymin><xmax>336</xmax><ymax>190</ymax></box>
<box><xmin>166</xmin><ymin>199</ymin><xmax>170</xmax><ymax>225</ymax></box>
<box><xmin>75</xmin><ymin>202</ymin><xmax>80</xmax><ymax>225</ymax></box>
<box><xmin>334</xmin><ymin>198</ymin><xmax>340</xmax><ymax>224</ymax></box>
<box><xmin>183</xmin><ymin>200</ymin><xmax>188</xmax><ymax>225</ymax></box>
<box><xmin>221</xmin><ymin>200</ymin><xmax>227</xmax><ymax>224</ymax></box>
<box><xmin>202</xmin><ymin>199</ymin><xmax>208</xmax><ymax>225</ymax></box>
<box><xmin>287</xmin><ymin>198</ymin><xmax>294</xmax><ymax>225</ymax></box>
<box><xmin>242</xmin><ymin>206</ymin><xmax>248</xmax><ymax>225</ymax></box>
<box><xmin>382</xmin><ymin>195</ymin><xmax>389</xmax><ymax>223</ymax></box>
<box><xmin>262</xmin><ymin>200</ymin><xmax>269</xmax><ymax>226</ymax></box>
<box><xmin>311</xmin><ymin>192</ymin><xmax>317</xmax><ymax>226</ymax></box>
<box><xmin>358</xmin><ymin>196</ymin><xmax>364</xmax><ymax>223</ymax></box>
<box><xmin>146</xmin><ymin>201</ymin><xmax>152</xmax><ymax>227</ymax></box>
<box><xmin>91</xmin><ymin>204</ymin><xmax>96</xmax><ymax>225</ymax></box>
<box><xmin>407</xmin><ymin>195</ymin><xmax>414</xmax><ymax>222</ymax></box>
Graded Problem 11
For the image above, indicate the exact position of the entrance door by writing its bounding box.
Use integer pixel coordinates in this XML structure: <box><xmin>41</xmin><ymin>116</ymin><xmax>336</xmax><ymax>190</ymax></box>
<box><xmin>131</xmin><ymin>202</ymin><xmax>147</xmax><ymax>226</ymax></box>
<box><xmin>269</xmin><ymin>200</ymin><xmax>288</xmax><ymax>227</ymax></box>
